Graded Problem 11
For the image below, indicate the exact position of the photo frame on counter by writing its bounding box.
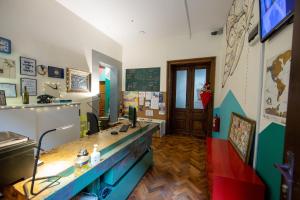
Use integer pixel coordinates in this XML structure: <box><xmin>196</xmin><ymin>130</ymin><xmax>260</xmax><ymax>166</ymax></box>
<box><xmin>20</xmin><ymin>78</ymin><xmax>37</xmax><ymax>96</ymax></box>
<box><xmin>0</xmin><ymin>90</ymin><xmax>7</xmax><ymax>106</ymax></box>
<box><xmin>0</xmin><ymin>37</ymin><xmax>11</xmax><ymax>54</ymax></box>
<box><xmin>48</xmin><ymin>66</ymin><xmax>64</xmax><ymax>79</ymax></box>
<box><xmin>66</xmin><ymin>68</ymin><xmax>91</xmax><ymax>93</ymax></box>
<box><xmin>0</xmin><ymin>83</ymin><xmax>17</xmax><ymax>97</ymax></box>
<box><xmin>228</xmin><ymin>112</ymin><xmax>256</xmax><ymax>164</ymax></box>
<box><xmin>20</xmin><ymin>56</ymin><xmax>36</xmax><ymax>76</ymax></box>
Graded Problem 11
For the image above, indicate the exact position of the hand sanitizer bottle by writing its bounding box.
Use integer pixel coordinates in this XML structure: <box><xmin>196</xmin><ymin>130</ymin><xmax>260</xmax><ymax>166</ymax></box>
<box><xmin>90</xmin><ymin>144</ymin><xmax>100</xmax><ymax>167</ymax></box>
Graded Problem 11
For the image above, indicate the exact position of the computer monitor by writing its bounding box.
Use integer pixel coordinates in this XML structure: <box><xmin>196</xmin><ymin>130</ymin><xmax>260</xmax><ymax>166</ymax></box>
<box><xmin>128</xmin><ymin>106</ymin><xmax>137</xmax><ymax>128</ymax></box>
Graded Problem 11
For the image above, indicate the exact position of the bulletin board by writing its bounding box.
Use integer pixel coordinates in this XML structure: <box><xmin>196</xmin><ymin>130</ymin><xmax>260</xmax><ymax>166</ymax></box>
<box><xmin>125</xmin><ymin>68</ymin><xmax>160</xmax><ymax>91</ymax></box>
<box><xmin>121</xmin><ymin>91</ymin><xmax>166</xmax><ymax>120</ymax></box>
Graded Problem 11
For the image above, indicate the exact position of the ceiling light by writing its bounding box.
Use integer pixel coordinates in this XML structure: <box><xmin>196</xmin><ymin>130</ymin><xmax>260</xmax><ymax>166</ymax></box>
<box><xmin>139</xmin><ymin>31</ymin><xmax>146</xmax><ymax>34</ymax></box>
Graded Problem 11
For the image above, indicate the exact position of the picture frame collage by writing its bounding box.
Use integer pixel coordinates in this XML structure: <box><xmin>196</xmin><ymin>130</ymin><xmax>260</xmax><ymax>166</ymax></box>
<box><xmin>0</xmin><ymin>36</ymin><xmax>91</xmax><ymax>104</ymax></box>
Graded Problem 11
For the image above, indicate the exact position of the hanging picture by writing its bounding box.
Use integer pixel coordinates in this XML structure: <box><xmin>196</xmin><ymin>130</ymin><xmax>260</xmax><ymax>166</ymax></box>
<box><xmin>48</xmin><ymin>66</ymin><xmax>64</xmax><ymax>79</ymax></box>
<box><xmin>0</xmin><ymin>90</ymin><xmax>7</xmax><ymax>106</ymax></box>
<box><xmin>37</xmin><ymin>65</ymin><xmax>48</xmax><ymax>76</ymax></box>
<box><xmin>263</xmin><ymin>50</ymin><xmax>291</xmax><ymax>124</ymax></box>
<box><xmin>20</xmin><ymin>56</ymin><xmax>36</xmax><ymax>76</ymax></box>
<box><xmin>0</xmin><ymin>57</ymin><xmax>16</xmax><ymax>79</ymax></box>
<box><xmin>66</xmin><ymin>68</ymin><xmax>90</xmax><ymax>92</ymax></box>
<box><xmin>228</xmin><ymin>113</ymin><xmax>256</xmax><ymax>164</ymax></box>
<box><xmin>0</xmin><ymin>37</ymin><xmax>11</xmax><ymax>54</ymax></box>
<box><xmin>20</xmin><ymin>78</ymin><xmax>37</xmax><ymax>96</ymax></box>
<box><xmin>0</xmin><ymin>83</ymin><xmax>17</xmax><ymax>97</ymax></box>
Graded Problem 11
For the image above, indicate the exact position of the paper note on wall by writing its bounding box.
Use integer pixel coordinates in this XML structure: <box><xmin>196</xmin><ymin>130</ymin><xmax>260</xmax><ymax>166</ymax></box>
<box><xmin>159</xmin><ymin>103</ymin><xmax>166</xmax><ymax>115</ymax></box>
<box><xmin>145</xmin><ymin>109</ymin><xmax>154</xmax><ymax>117</ymax></box>
<box><xmin>139</xmin><ymin>92</ymin><xmax>145</xmax><ymax>106</ymax></box>
<box><xmin>145</xmin><ymin>92</ymin><xmax>152</xmax><ymax>100</ymax></box>
<box><xmin>151</xmin><ymin>92</ymin><xmax>159</xmax><ymax>109</ymax></box>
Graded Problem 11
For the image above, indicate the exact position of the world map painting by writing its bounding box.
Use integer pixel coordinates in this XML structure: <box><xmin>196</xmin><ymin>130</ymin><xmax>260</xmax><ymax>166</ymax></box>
<box><xmin>222</xmin><ymin>0</ymin><xmax>255</xmax><ymax>88</ymax></box>
<box><xmin>263</xmin><ymin>50</ymin><xmax>291</xmax><ymax>124</ymax></box>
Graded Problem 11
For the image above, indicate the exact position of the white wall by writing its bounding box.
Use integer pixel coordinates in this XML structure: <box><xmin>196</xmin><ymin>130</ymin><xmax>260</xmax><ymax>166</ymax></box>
<box><xmin>0</xmin><ymin>0</ymin><xmax>122</xmax><ymax>114</ymax></box>
<box><xmin>122</xmin><ymin>31</ymin><xmax>222</xmax><ymax>92</ymax></box>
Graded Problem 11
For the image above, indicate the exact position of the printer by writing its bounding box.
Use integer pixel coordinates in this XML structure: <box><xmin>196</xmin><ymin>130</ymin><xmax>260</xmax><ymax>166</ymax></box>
<box><xmin>0</xmin><ymin>132</ymin><xmax>36</xmax><ymax>188</ymax></box>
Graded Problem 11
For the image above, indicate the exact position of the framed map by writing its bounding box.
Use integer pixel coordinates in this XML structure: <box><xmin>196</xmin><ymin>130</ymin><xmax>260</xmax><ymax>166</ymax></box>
<box><xmin>228</xmin><ymin>113</ymin><xmax>256</xmax><ymax>163</ymax></box>
<box><xmin>263</xmin><ymin>50</ymin><xmax>291</xmax><ymax>124</ymax></box>
<box><xmin>66</xmin><ymin>68</ymin><xmax>90</xmax><ymax>93</ymax></box>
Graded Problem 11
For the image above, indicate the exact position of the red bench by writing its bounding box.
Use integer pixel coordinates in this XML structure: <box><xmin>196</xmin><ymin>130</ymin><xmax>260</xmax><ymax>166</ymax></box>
<box><xmin>206</xmin><ymin>137</ymin><xmax>265</xmax><ymax>200</ymax></box>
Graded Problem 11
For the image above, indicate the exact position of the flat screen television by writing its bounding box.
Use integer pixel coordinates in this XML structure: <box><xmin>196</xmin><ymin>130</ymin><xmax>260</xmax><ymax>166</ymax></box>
<box><xmin>260</xmin><ymin>0</ymin><xmax>295</xmax><ymax>42</ymax></box>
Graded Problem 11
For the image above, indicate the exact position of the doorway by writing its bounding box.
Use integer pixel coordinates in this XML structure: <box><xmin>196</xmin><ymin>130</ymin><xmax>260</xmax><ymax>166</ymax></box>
<box><xmin>167</xmin><ymin>57</ymin><xmax>215</xmax><ymax>137</ymax></box>
<box><xmin>99</xmin><ymin>66</ymin><xmax>111</xmax><ymax>117</ymax></box>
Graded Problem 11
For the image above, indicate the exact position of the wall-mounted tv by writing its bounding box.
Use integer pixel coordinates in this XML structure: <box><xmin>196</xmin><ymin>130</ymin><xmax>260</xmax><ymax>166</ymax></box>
<box><xmin>260</xmin><ymin>0</ymin><xmax>295</xmax><ymax>42</ymax></box>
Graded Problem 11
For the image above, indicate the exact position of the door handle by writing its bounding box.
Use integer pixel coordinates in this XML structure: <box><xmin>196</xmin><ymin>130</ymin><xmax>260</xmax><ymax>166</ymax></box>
<box><xmin>274</xmin><ymin>151</ymin><xmax>295</xmax><ymax>200</ymax></box>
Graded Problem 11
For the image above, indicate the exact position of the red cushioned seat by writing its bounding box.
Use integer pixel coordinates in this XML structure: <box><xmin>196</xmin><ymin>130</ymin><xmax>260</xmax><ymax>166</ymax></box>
<box><xmin>206</xmin><ymin>137</ymin><xmax>265</xmax><ymax>200</ymax></box>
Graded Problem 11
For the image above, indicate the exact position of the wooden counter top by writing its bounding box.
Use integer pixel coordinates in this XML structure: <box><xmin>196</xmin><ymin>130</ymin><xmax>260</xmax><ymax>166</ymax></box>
<box><xmin>9</xmin><ymin>120</ymin><xmax>158</xmax><ymax>200</ymax></box>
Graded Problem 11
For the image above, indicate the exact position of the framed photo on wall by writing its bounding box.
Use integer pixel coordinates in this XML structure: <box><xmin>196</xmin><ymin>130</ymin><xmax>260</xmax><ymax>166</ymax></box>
<box><xmin>48</xmin><ymin>66</ymin><xmax>64</xmax><ymax>79</ymax></box>
<box><xmin>20</xmin><ymin>56</ymin><xmax>36</xmax><ymax>76</ymax></box>
<box><xmin>0</xmin><ymin>83</ymin><xmax>17</xmax><ymax>97</ymax></box>
<box><xmin>66</xmin><ymin>68</ymin><xmax>91</xmax><ymax>93</ymax></box>
<box><xmin>0</xmin><ymin>37</ymin><xmax>11</xmax><ymax>54</ymax></box>
<box><xmin>228</xmin><ymin>112</ymin><xmax>256</xmax><ymax>163</ymax></box>
<box><xmin>20</xmin><ymin>78</ymin><xmax>37</xmax><ymax>96</ymax></box>
<box><xmin>0</xmin><ymin>90</ymin><xmax>7</xmax><ymax>106</ymax></box>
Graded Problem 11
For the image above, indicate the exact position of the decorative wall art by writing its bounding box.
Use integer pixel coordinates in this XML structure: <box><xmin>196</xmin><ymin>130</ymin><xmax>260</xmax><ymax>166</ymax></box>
<box><xmin>37</xmin><ymin>65</ymin><xmax>48</xmax><ymax>76</ymax></box>
<box><xmin>222</xmin><ymin>0</ymin><xmax>255</xmax><ymax>88</ymax></box>
<box><xmin>20</xmin><ymin>56</ymin><xmax>36</xmax><ymax>76</ymax></box>
<box><xmin>0</xmin><ymin>83</ymin><xmax>17</xmax><ymax>97</ymax></box>
<box><xmin>0</xmin><ymin>90</ymin><xmax>6</xmax><ymax>106</ymax></box>
<box><xmin>66</xmin><ymin>68</ymin><xmax>91</xmax><ymax>92</ymax></box>
<box><xmin>228</xmin><ymin>112</ymin><xmax>256</xmax><ymax>163</ymax></box>
<box><xmin>263</xmin><ymin>50</ymin><xmax>291</xmax><ymax>124</ymax></box>
<box><xmin>20</xmin><ymin>78</ymin><xmax>37</xmax><ymax>96</ymax></box>
<box><xmin>0</xmin><ymin>37</ymin><xmax>11</xmax><ymax>54</ymax></box>
<box><xmin>0</xmin><ymin>57</ymin><xmax>16</xmax><ymax>79</ymax></box>
<box><xmin>48</xmin><ymin>66</ymin><xmax>64</xmax><ymax>79</ymax></box>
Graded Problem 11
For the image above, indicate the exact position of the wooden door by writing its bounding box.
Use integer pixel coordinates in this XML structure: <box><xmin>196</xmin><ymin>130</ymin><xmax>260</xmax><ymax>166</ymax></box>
<box><xmin>281</xmin><ymin>1</ymin><xmax>300</xmax><ymax>199</ymax></box>
<box><xmin>99</xmin><ymin>81</ymin><xmax>106</xmax><ymax>117</ymax></box>
<box><xmin>170</xmin><ymin>64</ymin><xmax>211</xmax><ymax>137</ymax></box>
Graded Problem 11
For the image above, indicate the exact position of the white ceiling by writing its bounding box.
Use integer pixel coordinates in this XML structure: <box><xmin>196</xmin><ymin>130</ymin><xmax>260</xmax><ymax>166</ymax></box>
<box><xmin>56</xmin><ymin>0</ymin><xmax>233</xmax><ymax>45</ymax></box>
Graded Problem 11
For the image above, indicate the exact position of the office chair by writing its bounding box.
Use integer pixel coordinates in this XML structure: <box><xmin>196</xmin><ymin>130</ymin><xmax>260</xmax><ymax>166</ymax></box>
<box><xmin>86</xmin><ymin>112</ymin><xmax>100</xmax><ymax>135</ymax></box>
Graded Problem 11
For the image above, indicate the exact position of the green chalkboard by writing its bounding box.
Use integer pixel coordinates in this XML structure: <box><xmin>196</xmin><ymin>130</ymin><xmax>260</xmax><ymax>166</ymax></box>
<box><xmin>126</xmin><ymin>68</ymin><xmax>160</xmax><ymax>91</ymax></box>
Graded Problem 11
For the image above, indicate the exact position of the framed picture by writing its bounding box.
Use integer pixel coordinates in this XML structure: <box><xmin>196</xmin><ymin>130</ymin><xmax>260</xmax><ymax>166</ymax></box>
<box><xmin>0</xmin><ymin>83</ymin><xmax>17</xmax><ymax>97</ymax></box>
<box><xmin>0</xmin><ymin>90</ymin><xmax>7</xmax><ymax>106</ymax></box>
<box><xmin>48</xmin><ymin>66</ymin><xmax>64</xmax><ymax>79</ymax></box>
<box><xmin>20</xmin><ymin>56</ymin><xmax>36</xmax><ymax>76</ymax></box>
<box><xmin>228</xmin><ymin>112</ymin><xmax>256</xmax><ymax>163</ymax></box>
<box><xmin>66</xmin><ymin>68</ymin><xmax>91</xmax><ymax>93</ymax></box>
<box><xmin>0</xmin><ymin>57</ymin><xmax>16</xmax><ymax>79</ymax></box>
<box><xmin>20</xmin><ymin>78</ymin><xmax>37</xmax><ymax>96</ymax></box>
<box><xmin>0</xmin><ymin>37</ymin><xmax>11</xmax><ymax>54</ymax></box>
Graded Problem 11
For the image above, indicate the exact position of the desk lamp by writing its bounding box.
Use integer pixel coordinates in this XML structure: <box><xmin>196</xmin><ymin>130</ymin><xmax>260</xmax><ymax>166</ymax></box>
<box><xmin>23</xmin><ymin>124</ymin><xmax>73</xmax><ymax>198</ymax></box>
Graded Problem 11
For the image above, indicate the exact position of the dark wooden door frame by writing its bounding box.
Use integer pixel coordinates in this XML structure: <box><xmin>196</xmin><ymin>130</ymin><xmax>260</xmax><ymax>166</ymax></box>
<box><xmin>166</xmin><ymin>57</ymin><xmax>216</xmax><ymax>135</ymax></box>
<box><xmin>284</xmin><ymin>1</ymin><xmax>300</xmax><ymax>198</ymax></box>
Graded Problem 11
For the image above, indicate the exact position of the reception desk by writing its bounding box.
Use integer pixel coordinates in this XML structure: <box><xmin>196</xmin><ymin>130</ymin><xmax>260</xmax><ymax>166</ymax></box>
<box><xmin>6</xmin><ymin>121</ymin><xmax>159</xmax><ymax>200</ymax></box>
<box><xmin>0</xmin><ymin>103</ymin><xmax>80</xmax><ymax>150</ymax></box>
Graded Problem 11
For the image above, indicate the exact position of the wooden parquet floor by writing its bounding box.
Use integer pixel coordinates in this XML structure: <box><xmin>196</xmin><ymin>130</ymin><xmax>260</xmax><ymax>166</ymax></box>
<box><xmin>128</xmin><ymin>134</ymin><xmax>208</xmax><ymax>200</ymax></box>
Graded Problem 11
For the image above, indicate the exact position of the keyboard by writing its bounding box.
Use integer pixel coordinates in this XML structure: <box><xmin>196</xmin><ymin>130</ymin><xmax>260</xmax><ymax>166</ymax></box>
<box><xmin>119</xmin><ymin>125</ymin><xmax>129</xmax><ymax>132</ymax></box>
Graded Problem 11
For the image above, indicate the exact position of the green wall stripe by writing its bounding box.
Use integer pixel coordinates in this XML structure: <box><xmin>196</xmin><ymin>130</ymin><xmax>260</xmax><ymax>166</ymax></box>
<box><xmin>212</xmin><ymin>90</ymin><xmax>245</xmax><ymax>139</ymax></box>
<box><xmin>256</xmin><ymin>123</ymin><xmax>285</xmax><ymax>200</ymax></box>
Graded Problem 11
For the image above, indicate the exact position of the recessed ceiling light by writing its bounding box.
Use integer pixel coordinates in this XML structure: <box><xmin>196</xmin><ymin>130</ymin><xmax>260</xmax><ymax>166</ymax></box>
<box><xmin>131</xmin><ymin>19</ymin><xmax>134</xmax><ymax>23</ymax></box>
<box><xmin>139</xmin><ymin>31</ymin><xmax>146</xmax><ymax>34</ymax></box>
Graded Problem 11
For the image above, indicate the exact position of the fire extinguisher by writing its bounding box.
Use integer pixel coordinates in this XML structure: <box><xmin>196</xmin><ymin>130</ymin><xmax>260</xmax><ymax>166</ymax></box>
<box><xmin>212</xmin><ymin>115</ymin><xmax>220</xmax><ymax>132</ymax></box>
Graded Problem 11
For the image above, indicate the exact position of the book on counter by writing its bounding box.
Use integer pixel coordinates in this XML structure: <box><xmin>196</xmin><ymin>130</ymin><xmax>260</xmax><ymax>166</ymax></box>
<box><xmin>0</xmin><ymin>131</ymin><xmax>29</xmax><ymax>148</ymax></box>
